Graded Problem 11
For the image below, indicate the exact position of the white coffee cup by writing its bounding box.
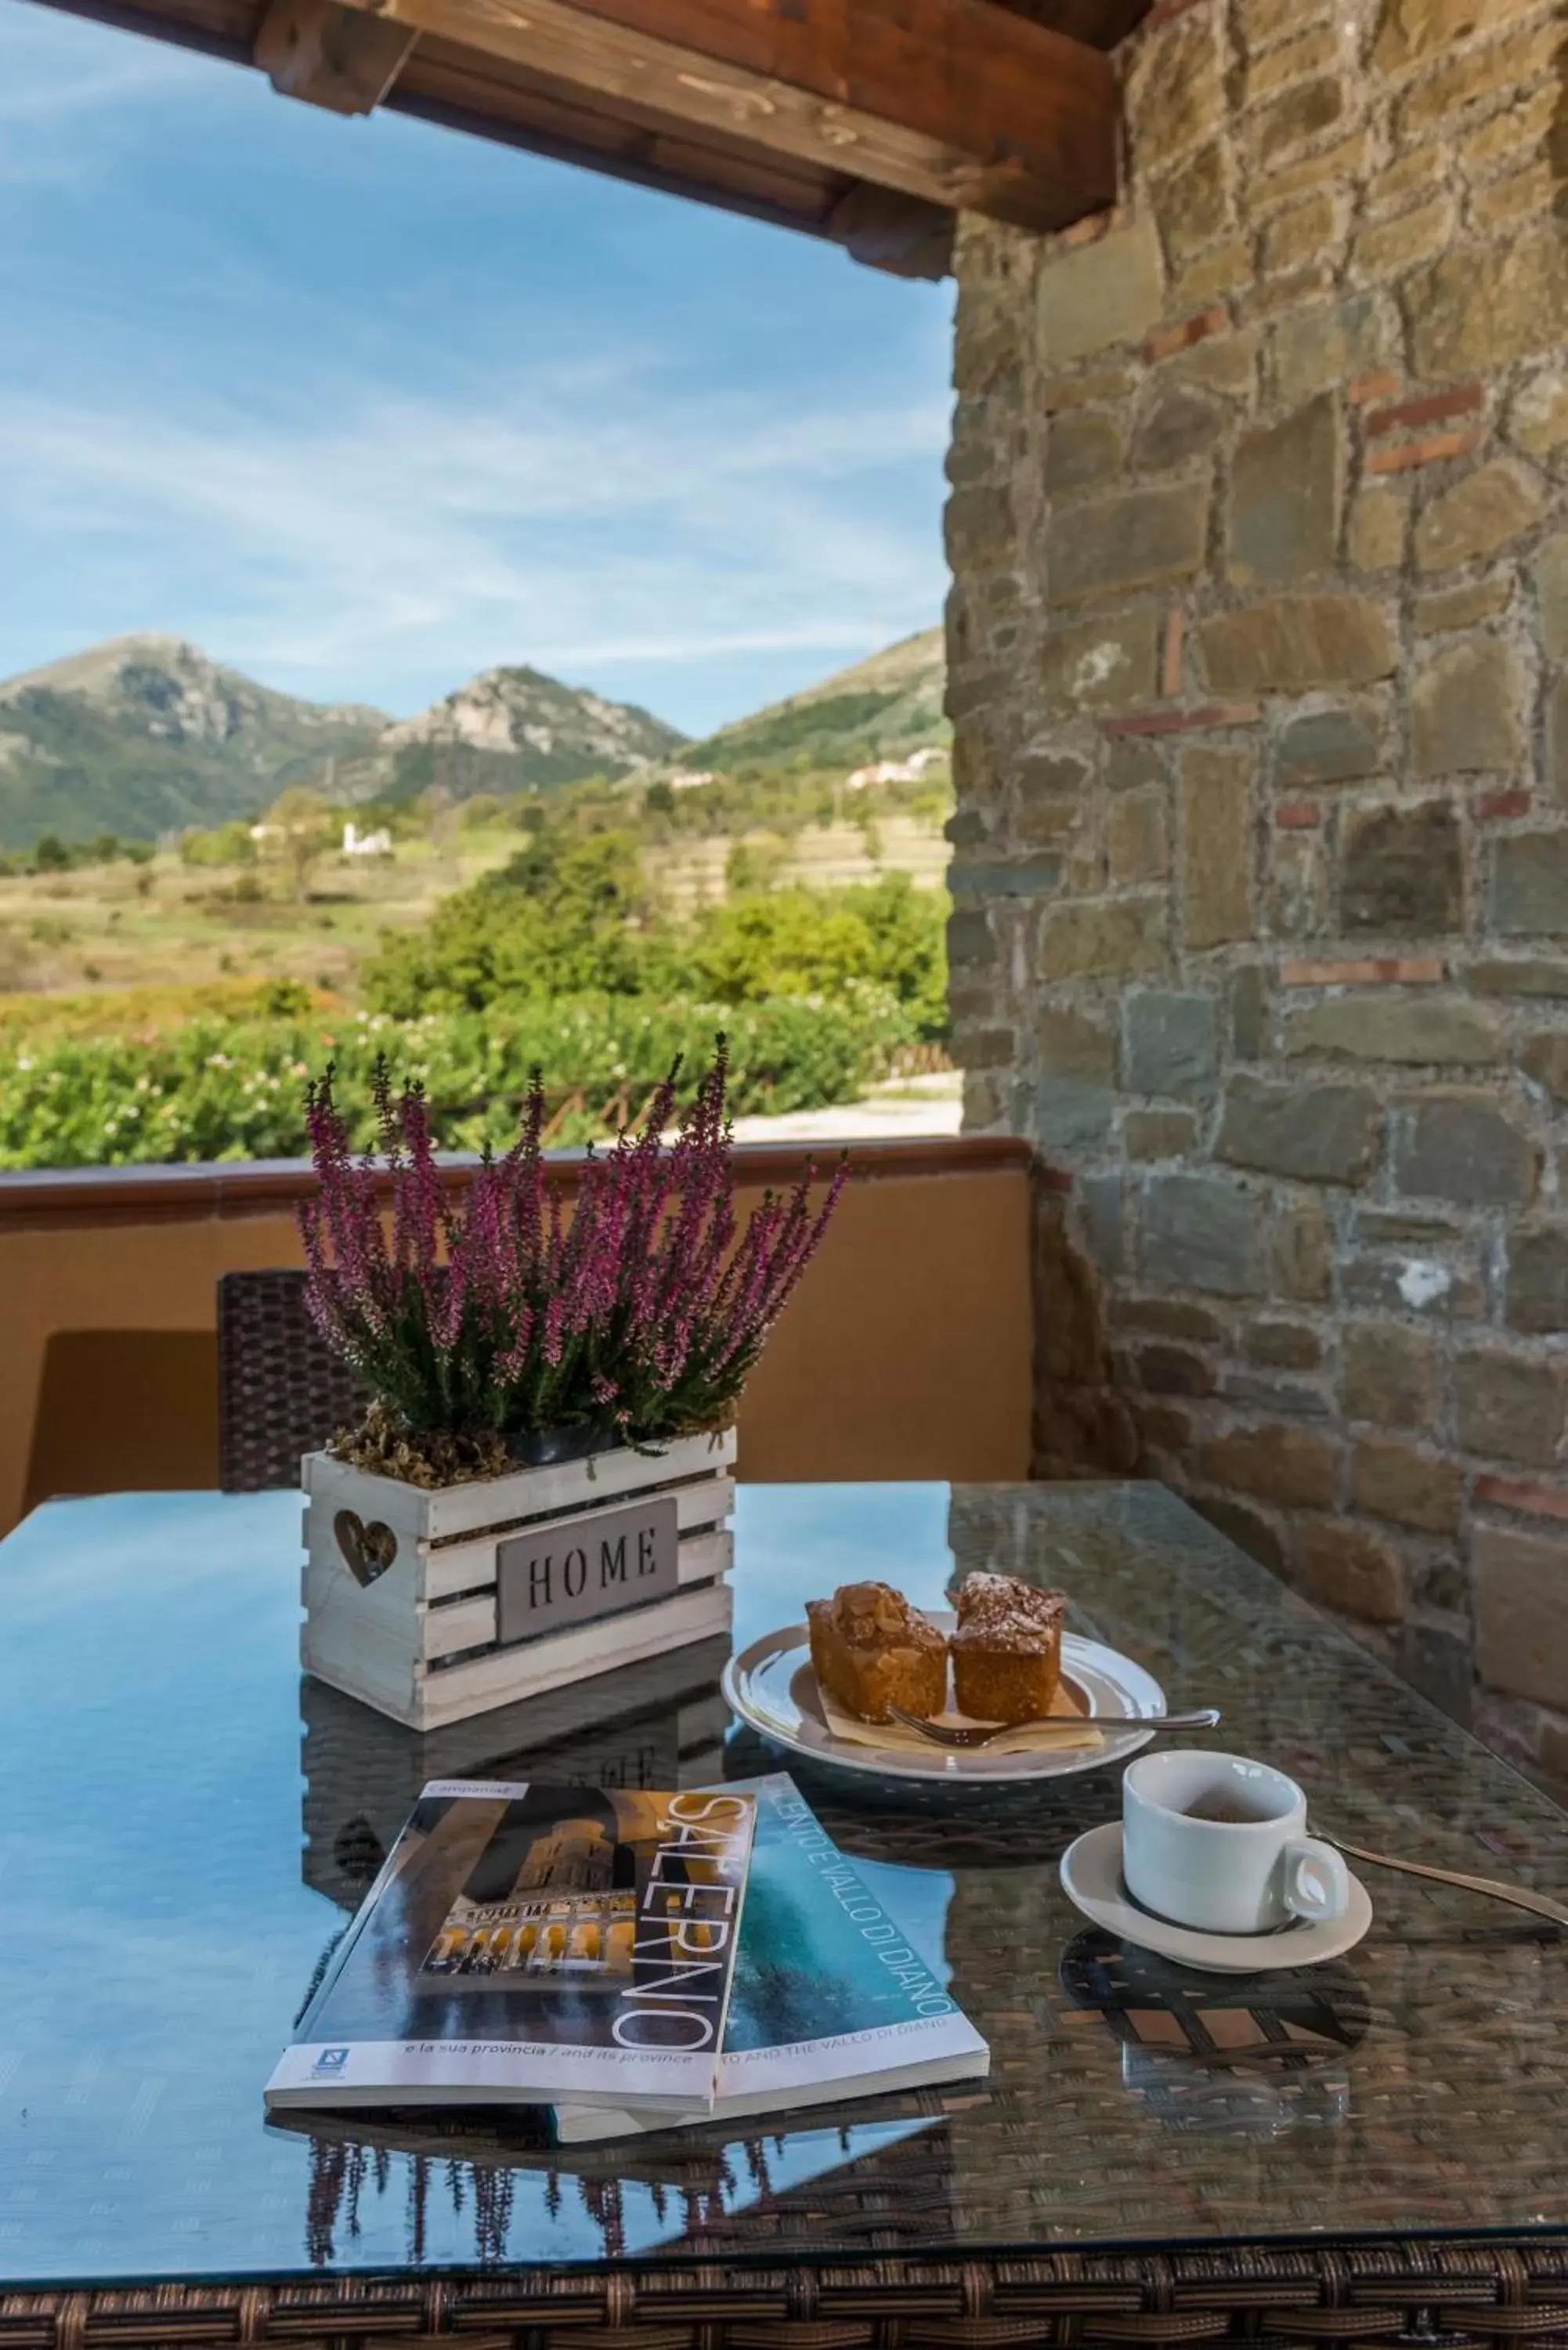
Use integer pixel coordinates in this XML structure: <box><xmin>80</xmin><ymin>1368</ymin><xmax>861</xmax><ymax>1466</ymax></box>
<box><xmin>1122</xmin><ymin>1750</ymin><xmax>1349</xmax><ymax>1936</ymax></box>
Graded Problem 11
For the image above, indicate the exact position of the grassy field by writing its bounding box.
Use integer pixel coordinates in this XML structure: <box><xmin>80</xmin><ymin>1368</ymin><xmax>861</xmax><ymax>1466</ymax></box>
<box><xmin>0</xmin><ymin>811</ymin><xmax>948</xmax><ymax>1003</ymax></box>
<box><xmin>0</xmin><ymin>833</ymin><xmax>513</xmax><ymax>998</ymax></box>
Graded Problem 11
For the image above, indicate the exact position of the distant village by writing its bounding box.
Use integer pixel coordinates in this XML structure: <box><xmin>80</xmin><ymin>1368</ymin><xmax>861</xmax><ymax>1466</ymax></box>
<box><xmin>665</xmin><ymin>745</ymin><xmax>945</xmax><ymax>796</ymax></box>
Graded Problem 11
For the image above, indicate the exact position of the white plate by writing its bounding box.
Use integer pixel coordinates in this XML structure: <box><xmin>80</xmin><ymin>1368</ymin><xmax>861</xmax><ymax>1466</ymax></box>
<box><xmin>1060</xmin><ymin>1821</ymin><xmax>1374</xmax><ymax>1973</ymax></box>
<box><xmin>721</xmin><ymin>1614</ymin><xmax>1167</xmax><ymax>1785</ymax></box>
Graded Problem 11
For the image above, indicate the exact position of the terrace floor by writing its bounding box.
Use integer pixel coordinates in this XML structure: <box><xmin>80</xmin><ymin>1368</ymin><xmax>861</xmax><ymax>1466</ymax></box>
<box><xmin>730</xmin><ymin>1069</ymin><xmax>962</xmax><ymax>1144</ymax></box>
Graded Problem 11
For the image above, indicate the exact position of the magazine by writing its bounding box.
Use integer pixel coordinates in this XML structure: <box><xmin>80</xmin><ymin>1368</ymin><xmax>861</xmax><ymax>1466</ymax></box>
<box><xmin>553</xmin><ymin>1773</ymin><xmax>988</xmax><ymax>2142</ymax></box>
<box><xmin>266</xmin><ymin>1779</ymin><xmax>757</xmax><ymax>2114</ymax></box>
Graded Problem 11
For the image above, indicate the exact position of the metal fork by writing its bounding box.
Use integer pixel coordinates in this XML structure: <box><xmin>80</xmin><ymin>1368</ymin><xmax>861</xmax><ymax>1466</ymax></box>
<box><xmin>886</xmin><ymin>1703</ymin><xmax>1220</xmax><ymax>1749</ymax></box>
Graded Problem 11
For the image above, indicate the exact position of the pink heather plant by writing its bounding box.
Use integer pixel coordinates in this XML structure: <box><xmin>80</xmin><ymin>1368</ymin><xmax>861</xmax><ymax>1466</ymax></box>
<box><xmin>298</xmin><ymin>1040</ymin><xmax>847</xmax><ymax>1456</ymax></box>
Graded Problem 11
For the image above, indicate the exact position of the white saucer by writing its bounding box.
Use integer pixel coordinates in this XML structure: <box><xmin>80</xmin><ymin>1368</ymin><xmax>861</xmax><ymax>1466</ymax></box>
<box><xmin>1060</xmin><ymin>1821</ymin><xmax>1374</xmax><ymax>1974</ymax></box>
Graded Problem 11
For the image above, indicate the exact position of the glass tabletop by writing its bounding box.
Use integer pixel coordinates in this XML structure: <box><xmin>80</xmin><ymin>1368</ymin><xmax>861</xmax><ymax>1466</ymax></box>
<box><xmin>0</xmin><ymin>1479</ymin><xmax>1565</xmax><ymax>2288</ymax></box>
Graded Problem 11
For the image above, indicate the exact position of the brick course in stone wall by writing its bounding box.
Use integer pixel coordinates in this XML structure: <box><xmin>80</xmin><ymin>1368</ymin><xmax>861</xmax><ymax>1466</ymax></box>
<box><xmin>945</xmin><ymin>0</ymin><xmax>1568</xmax><ymax>1787</ymax></box>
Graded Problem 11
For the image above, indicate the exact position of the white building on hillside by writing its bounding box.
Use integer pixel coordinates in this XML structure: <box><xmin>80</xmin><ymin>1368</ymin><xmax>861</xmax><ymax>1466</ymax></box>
<box><xmin>342</xmin><ymin>821</ymin><xmax>393</xmax><ymax>858</ymax></box>
<box><xmin>845</xmin><ymin>746</ymin><xmax>946</xmax><ymax>791</ymax></box>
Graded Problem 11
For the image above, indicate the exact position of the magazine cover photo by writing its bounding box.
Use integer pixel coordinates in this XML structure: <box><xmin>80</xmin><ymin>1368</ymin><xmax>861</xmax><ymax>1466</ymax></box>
<box><xmin>267</xmin><ymin>1781</ymin><xmax>754</xmax><ymax>2111</ymax></box>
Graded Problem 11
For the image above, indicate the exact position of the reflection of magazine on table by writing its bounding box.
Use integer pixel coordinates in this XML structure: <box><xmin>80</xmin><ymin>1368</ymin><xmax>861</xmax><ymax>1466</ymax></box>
<box><xmin>555</xmin><ymin>1773</ymin><xmax>990</xmax><ymax>2142</ymax></box>
<box><xmin>266</xmin><ymin>1781</ymin><xmax>756</xmax><ymax>2114</ymax></box>
<box><xmin>266</xmin><ymin>2082</ymin><xmax>963</xmax><ymax>2188</ymax></box>
<box><xmin>266</xmin><ymin>2093</ymin><xmax>965</xmax><ymax>2271</ymax></box>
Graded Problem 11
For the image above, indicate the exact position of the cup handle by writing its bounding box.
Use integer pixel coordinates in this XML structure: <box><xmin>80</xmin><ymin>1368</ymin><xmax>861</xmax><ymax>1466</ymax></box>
<box><xmin>1282</xmin><ymin>1837</ymin><xmax>1351</xmax><ymax>1922</ymax></box>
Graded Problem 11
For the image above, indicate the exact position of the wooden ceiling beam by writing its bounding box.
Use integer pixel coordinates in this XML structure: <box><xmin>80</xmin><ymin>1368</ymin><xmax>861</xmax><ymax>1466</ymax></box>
<box><xmin>330</xmin><ymin>0</ymin><xmax>1118</xmax><ymax>230</ymax></box>
<box><xmin>398</xmin><ymin>40</ymin><xmax>844</xmax><ymax>226</ymax></box>
<box><xmin>255</xmin><ymin>0</ymin><xmax>418</xmax><ymax>110</ymax></box>
<box><xmin>400</xmin><ymin>32</ymin><xmax>954</xmax><ymax>273</ymax></box>
<box><xmin>406</xmin><ymin>29</ymin><xmax>843</xmax><ymax>202</ymax></box>
<box><xmin>34</xmin><ymin>0</ymin><xmax>1138</xmax><ymax>266</ymax></box>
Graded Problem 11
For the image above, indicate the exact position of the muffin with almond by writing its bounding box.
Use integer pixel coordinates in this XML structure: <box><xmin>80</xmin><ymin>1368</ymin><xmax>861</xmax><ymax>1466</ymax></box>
<box><xmin>950</xmin><ymin>1572</ymin><xmax>1066</xmax><ymax>1725</ymax></box>
<box><xmin>807</xmin><ymin>1581</ymin><xmax>946</xmax><ymax>1724</ymax></box>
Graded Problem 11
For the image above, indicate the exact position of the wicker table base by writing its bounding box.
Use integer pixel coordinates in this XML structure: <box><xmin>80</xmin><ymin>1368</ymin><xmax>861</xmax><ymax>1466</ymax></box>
<box><xmin>5</xmin><ymin>2242</ymin><xmax>1568</xmax><ymax>2350</ymax></box>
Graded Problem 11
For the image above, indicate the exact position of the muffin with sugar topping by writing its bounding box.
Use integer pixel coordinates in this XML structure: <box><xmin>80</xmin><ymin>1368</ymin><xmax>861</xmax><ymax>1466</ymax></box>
<box><xmin>807</xmin><ymin>1581</ymin><xmax>946</xmax><ymax>1724</ymax></box>
<box><xmin>950</xmin><ymin>1572</ymin><xmax>1066</xmax><ymax>1725</ymax></box>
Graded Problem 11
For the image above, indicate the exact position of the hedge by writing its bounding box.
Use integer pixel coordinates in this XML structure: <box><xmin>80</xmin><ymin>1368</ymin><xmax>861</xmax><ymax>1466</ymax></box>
<box><xmin>0</xmin><ymin>988</ymin><xmax>914</xmax><ymax>1169</ymax></box>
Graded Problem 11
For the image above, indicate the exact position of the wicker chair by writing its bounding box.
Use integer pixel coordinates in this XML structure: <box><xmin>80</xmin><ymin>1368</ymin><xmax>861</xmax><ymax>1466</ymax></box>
<box><xmin>216</xmin><ymin>1269</ymin><xmax>369</xmax><ymax>1491</ymax></box>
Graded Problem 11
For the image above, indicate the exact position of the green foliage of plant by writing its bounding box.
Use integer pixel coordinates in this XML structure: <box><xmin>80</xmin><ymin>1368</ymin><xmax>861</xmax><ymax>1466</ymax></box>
<box><xmin>364</xmin><ymin>829</ymin><xmax>661</xmax><ymax>1012</ymax></box>
<box><xmin>16</xmin><ymin>831</ymin><xmax>137</xmax><ymax>875</ymax></box>
<box><xmin>652</xmin><ymin>876</ymin><xmax>948</xmax><ymax>1041</ymax></box>
<box><xmin>0</xmin><ymin>989</ymin><xmax>910</xmax><ymax>1169</ymax></box>
<box><xmin>689</xmin><ymin>688</ymin><xmax>903</xmax><ymax>769</ymax></box>
<box><xmin>457</xmin><ymin>794</ymin><xmax>508</xmax><ymax>831</ymax></box>
<box><xmin>680</xmin><ymin>627</ymin><xmax>946</xmax><ymax>779</ymax></box>
<box><xmin>362</xmin><ymin>826</ymin><xmax>948</xmax><ymax>1041</ymax></box>
<box><xmin>0</xmin><ymin>975</ymin><xmax>323</xmax><ymax>1042</ymax></box>
<box><xmin>181</xmin><ymin>821</ymin><xmax>259</xmax><ymax>867</ymax></box>
<box><xmin>722</xmin><ymin>835</ymin><xmax>791</xmax><ymax>896</ymax></box>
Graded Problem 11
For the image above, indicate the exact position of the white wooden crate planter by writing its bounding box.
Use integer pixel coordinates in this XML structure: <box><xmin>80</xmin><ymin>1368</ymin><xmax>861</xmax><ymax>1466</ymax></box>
<box><xmin>301</xmin><ymin>1428</ymin><xmax>736</xmax><ymax>1731</ymax></box>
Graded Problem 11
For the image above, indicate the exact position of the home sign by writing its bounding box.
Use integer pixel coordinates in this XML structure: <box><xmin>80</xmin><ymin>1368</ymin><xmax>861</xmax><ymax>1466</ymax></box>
<box><xmin>496</xmin><ymin>1492</ymin><xmax>681</xmax><ymax>1645</ymax></box>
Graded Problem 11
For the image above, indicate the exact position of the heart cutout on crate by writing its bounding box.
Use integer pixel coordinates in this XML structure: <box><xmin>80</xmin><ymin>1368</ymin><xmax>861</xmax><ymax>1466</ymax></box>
<box><xmin>334</xmin><ymin>1509</ymin><xmax>397</xmax><ymax>1587</ymax></box>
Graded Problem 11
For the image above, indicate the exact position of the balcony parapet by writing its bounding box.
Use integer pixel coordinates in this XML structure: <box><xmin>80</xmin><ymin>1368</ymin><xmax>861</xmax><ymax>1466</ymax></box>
<box><xmin>0</xmin><ymin>1135</ymin><xmax>1040</xmax><ymax>1234</ymax></box>
<box><xmin>0</xmin><ymin>1135</ymin><xmax>1044</xmax><ymax>1528</ymax></box>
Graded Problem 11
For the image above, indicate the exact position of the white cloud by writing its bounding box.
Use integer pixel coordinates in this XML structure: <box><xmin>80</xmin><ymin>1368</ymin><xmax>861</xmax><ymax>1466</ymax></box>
<box><xmin>0</xmin><ymin>1</ymin><xmax>952</xmax><ymax>729</ymax></box>
<box><xmin>0</xmin><ymin>359</ymin><xmax>950</xmax><ymax>718</ymax></box>
<box><xmin>0</xmin><ymin>44</ymin><xmax>211</xmax><ymax>125</ymax></box>
<box><xmin>0</xmin><ymin>4</ymin><xmax>221</xmax><ymax>124</ymax></box>
<box><xmin>0</xmin><ymin>5</ymin><xmax>239</xmax><ymax>191</ymax></box>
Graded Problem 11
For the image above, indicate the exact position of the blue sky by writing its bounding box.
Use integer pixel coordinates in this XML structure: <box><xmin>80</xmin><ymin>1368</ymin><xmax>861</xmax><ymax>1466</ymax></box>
<box><xmin>0</xmin><ymin>2</ymin><xmax>953</xmax><ymax>734</ymax></box>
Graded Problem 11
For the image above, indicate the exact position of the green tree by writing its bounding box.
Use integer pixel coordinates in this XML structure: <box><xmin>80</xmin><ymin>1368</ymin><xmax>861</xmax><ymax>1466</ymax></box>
<box><xmin>362</xmin><ymin>818</ymin><xmax>949</xmax><ymax>1039</ymax></box>
<box><xmin>32</xmin><ymin>834</ymin><xmax>72</xmax><ymax>873</ymax></box>
<box><xmin>724</xmin><ymin>834</ymin><xmax>789</xmax><ymax>896</ymax></box>
<box><xmin>181</xmin><ymin>821</ymin><xmax>258</xmax><ymax>869</ymax></box>
<box><xmin>364</xmin><ymin>826</ymin><xmax>659</xmax><ymax>1014</ymax></box>
<box><xmin>262</xmin><ymin>787</ymin><xmax>332</xmax><ymax>902</ymax></box>
<box><xmin>668</xmin><ymin>875</ymin><xmax>948</xmax><ymax>1039</ymax></box>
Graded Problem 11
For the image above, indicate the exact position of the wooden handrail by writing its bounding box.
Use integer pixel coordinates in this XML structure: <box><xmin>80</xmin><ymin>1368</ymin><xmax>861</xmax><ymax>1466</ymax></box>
<box><xmin>0</xmin><ymin>1135</ymin><xmax>1045</xmax><ymax>1234</ymax></box>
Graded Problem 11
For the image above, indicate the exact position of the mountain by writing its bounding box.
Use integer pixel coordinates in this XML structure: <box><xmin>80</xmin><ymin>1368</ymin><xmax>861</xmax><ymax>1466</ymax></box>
<box><xmin>0</xmin><ymin>627</ymin><xmax>947</xmax><ymax>853</ymax></box>
<box><xmin>378</xmin><ymin>664</ymin><xmax>686</xmax><ymax>804</ymax></box>
<box><xmin>0</xmin><ymin>636</ymin><xmax>388</xmax><ymax>851</ymax></box>
<box><xmin>0</xmin><ymin>640</ymin><xmax>688</xmax><ymax>851</ymax></box>
<box><xmin>678</xmin><ymin>627</ymin><xmax>946</xmax><ymax>776</ymax></box>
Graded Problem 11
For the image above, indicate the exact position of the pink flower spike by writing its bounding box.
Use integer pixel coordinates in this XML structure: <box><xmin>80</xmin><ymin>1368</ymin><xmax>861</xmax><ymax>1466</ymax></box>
<box><xmin>295</xmin><ymin>1039</ymin><xmax>845</xmax><ymax>1448</ymax></box>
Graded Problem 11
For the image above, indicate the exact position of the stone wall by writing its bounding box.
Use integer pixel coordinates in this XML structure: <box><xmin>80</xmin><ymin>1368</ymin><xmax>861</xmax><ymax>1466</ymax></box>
<box><xmin>945</xmin><ymin>0</ymin><xmax>1568</xmax><ymax>1784</ymax></box>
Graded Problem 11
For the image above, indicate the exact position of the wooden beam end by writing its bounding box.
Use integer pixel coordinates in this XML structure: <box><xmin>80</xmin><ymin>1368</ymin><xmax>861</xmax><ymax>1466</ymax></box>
<box><xmin>827</xmin><ymin>184</ymin><xmax>954</xmax><ymax>278</ymax></box>
<box><xmin>255</xmin><ymin>0</ymin><xmax>418</xmax><ymax>114</ymax></box>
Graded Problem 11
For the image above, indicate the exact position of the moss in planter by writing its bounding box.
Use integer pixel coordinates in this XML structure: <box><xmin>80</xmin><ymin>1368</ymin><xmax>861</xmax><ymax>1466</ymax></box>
<box><xmin>329</xmin><ymin>1401</ymin><xmax>514</xmax><ymax>1491</ymax></box>
<box><xmin>327</xmin><ymin>1400</ymin><xmax>732</xmax><ymax>1488</ymax></box>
